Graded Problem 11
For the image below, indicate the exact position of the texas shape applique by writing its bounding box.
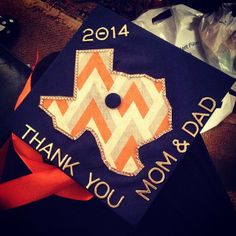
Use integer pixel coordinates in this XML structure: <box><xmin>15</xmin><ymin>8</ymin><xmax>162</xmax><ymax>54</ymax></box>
<box><xmin>39</xmin><ymin>48</ymin><xmax>172</xmax><ymax>176</ymax></box>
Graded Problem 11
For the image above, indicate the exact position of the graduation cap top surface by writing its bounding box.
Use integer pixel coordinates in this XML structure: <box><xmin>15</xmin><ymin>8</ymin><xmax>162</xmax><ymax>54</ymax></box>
<box><xmin>9</xmin><ymin>5</ymin><xmax>234</xmax><ymax>225</ymax></box>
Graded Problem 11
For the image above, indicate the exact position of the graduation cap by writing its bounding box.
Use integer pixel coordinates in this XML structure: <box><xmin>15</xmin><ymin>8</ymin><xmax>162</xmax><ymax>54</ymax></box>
<box><xmin>0</xmin><ymin>6</ymin><xmax>235</xmax><ymax>233</ymax></box>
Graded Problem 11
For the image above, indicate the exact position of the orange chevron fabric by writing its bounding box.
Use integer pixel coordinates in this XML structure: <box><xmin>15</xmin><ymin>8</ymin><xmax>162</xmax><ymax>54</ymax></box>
<box><xmin>77</xmin><ymin>52</ymin><xmax>113</xmax><ymax>91</ymax></box>
<box><xmin>71</xmin><ymin>99</ymin><xmax>112</xmax><ymax>143</ymax></box>
<box><xmin>114</xmin><ymin>136</ymin><xmax>141</xmax><ymax>172</ymax></box>
<box><xmin>118</xmin><ymin>83</ymin><xmax>149</xmax><ymax>118</ymax></box>
<box><xmin>40</xmin><ymin>49</ymin><xmax>172</xmax><ymax>176</ymax></box>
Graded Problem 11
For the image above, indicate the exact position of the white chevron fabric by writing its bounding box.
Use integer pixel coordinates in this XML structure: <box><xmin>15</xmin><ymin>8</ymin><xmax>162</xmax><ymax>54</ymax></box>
<box><xmin>39</xmin><ymin>49</ymin><xmax>172</xmax><ymax>176</ymax></box>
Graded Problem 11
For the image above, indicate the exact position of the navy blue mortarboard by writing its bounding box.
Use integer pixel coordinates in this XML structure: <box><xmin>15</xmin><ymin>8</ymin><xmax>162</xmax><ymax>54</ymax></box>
<box><xmin>4</xmin><ymin>5</ymin><xmax>235</xmax><ymax>226</ymax></box>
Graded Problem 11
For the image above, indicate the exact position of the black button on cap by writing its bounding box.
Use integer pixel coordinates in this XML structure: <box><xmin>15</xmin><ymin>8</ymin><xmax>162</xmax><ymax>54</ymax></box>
<box><xmin>105</xmin><ymin>93</ymin><xmax>121</xmax><ymax>108</ymax></box>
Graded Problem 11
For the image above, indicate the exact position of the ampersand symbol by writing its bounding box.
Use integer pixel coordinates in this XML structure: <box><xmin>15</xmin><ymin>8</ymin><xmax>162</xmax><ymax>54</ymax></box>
<box><xmin>172</xmin><ymin>139</ymin><xmax>190</xmax><ymax>153</ymax></box>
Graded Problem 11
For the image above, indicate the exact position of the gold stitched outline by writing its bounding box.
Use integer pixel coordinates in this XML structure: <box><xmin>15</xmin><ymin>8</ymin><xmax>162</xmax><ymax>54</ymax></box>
<box><xmin>39</xmin><ymin>48</ymin><xmax>172</xmax><ymax>177</ymax></box>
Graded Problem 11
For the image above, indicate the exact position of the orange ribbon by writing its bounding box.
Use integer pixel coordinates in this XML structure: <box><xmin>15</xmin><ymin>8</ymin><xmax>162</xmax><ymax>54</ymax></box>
<box><xmin>0</xmin><ymin>54</ymin><xmax>93</xmax><ymax>210</ymax></box>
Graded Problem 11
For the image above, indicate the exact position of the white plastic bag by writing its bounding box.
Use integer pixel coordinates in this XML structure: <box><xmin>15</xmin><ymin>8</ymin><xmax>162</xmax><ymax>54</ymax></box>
<box><xmin>134</xmin><ymin>4</ymin><xmax>235</xmax><ymax>133</ymax></box>
<box><xmin>133</xmin><ymin>4</ymin><xmax>206</xmax><ymax>61</ymax></box>
<box><xmin>199</xmin><ymin>3</ymin><xmax>236</xmax><ymax>79</ymax></box>
<box><xmin>199</xmin><ymin>3</ymin><xmax>236</xmax><ymax>132</ymax></box>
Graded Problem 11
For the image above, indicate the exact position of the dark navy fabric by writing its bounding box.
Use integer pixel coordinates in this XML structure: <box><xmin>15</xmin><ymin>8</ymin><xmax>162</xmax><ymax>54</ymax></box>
<box><xmin>1</xmin><ymin>137</ymin><xmax>235</xmax><ymax>235</ymax></box>
<box><xmin>8</xmin><ymin>6</ymin><xmax>235</xmax><ymax>224</ymax></box>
